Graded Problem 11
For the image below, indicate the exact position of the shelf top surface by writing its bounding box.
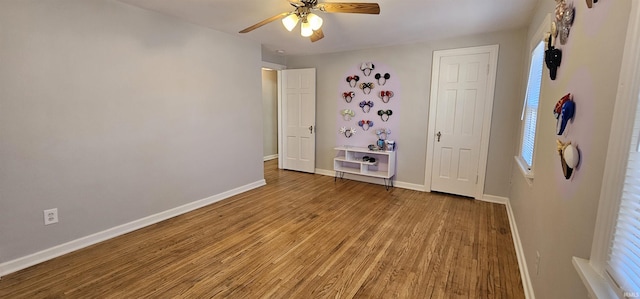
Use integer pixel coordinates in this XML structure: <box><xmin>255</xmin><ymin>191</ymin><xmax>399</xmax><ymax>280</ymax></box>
<box><xmin>334</xmin><ymin>146</ymin><xmax>395</xmax><ymax>154</ymax></box>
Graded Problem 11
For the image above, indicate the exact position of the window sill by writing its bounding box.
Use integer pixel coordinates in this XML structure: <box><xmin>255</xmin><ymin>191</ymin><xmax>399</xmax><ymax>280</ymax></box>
<box><xmin>573</xmin><ymin>257</ymin><xmax>619</xmax><ymax>299</ymax></box>
<box><xmin>514</xmin><ymin>156</ymin><xmax>534</xmax><ymax>185</ymax></box>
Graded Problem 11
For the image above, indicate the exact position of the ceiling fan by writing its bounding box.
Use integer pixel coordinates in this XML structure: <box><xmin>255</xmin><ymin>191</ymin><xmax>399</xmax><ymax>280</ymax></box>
<box><xmin>239</xmin><ymin>0</ymin><xmax>380</xmax><ymax>42</ymax></box>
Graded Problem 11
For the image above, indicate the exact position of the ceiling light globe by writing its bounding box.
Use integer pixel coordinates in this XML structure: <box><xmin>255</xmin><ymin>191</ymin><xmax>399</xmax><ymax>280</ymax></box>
<box><xmin>282</xmin><ymin>14</ymin><xmax>299</xmax><ymax>32</ymax></box>
<box><xmin>301</xmin><ymin>21</ymin><xmax>313</xmax><ymax>37</ymax></box>
<box><xmin>307</xmin><ymin>13</ymin><xmax>323</xmax><ymax>31</ymax></box>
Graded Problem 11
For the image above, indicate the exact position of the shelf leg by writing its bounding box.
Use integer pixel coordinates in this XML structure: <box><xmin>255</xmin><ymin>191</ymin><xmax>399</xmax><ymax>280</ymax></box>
<box><xmin>334</xmin><ymin>171</ymin><xmax>345</xmax><ymax>182</ymax></box>
<box><xmin>381</xmin><ymin>178</ymin><xmax>394</xmax><ymax>191</ymax></box>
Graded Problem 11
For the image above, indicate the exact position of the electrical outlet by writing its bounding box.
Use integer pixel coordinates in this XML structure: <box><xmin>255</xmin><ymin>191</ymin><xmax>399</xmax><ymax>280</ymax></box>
<box><xmin>535</xmin><ymin>251</ymin><xmax>541</xmax><ymax>275</ymax></box>
<box><xmin>44</xmin><ymin>208</ymin><xmax>58</xmax><ymax>225</ymax></box>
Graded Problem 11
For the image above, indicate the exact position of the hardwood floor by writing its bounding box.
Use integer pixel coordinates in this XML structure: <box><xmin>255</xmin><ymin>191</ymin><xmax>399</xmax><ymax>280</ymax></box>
<box><xmin>0</xmin><ymin>159</ymin><xmax>524</xmax><ymax>298</ymax></box>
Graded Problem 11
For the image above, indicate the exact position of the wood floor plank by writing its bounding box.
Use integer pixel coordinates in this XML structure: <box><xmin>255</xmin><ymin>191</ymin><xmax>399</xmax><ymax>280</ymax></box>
<box><xmin>0</xmin><ymin>160</ymin><xmax>525</xmax><ymax>298</ymax></box>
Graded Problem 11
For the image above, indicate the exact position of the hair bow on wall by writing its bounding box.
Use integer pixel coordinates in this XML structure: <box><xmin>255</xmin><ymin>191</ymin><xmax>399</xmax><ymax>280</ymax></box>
<box><xmin>358</xmin><ymin>120</ymin><xmax>374</xmax><ymax>131</ymax></box>
<box><xmin>339</xmin><ymin>126</ymin><xmax>357</xmax><ymax>138</ymax></box>
<box><xmin>342</xmin><ymin>91</ymin><xmax>355</xmax><ymax>103</ymax></box>
<box><xmin>359</xmin><ymin>100</ymin><xmax>374</xmax><ymax>113</ymax></box>
<box><xmin>346</xmin><ymin>75</ymin><xmax>360</xmax><ymax>87</ymax></box>
<box><xmin>374</xmin><ymin>73</ymin><xmax>390</xmax><ymax>85</ymax></box>
<box><xmin>360</xmin><ymin>62</ymin><xmax>375</xmax><ymax>76</ymax></box>
<box><xmin>378</xmin><ymin>90</ymin><xmax>394</xmax><ymax>103</ymax></box>
<box><xmin>340</xmin><ymin>109</ymin><xmax>356</xmax><ymax>121</ymax></box>
<box><xmin>359</xmin><ymin>82</ymin><xmax>375</xmax><ymax>95</ymax></box>
<box><xmin>377</xmin><ymin>109</ymin><xmax>393</xmax><ymax>122</ymax></box>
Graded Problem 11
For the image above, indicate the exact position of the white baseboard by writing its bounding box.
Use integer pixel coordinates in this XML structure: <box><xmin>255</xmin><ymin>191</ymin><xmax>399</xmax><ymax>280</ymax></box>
<box><xmin>263</xmin><ymin>154</ymin><xmax>278</xmax><ymax>161</ymax></box>
<box><xmin>506</xmin><ymin>199</ymin><xmax>536</xmax><ymax>299</ymax></box>
<box><xmin>314</xmin><ymin>168</ymin><xmax>426</xmax><ymax>191</ymax></box>
<box><xmin>394</xmin><ymin>181</ymin><xmax>427</xmax><ymax>192</ymax></box>
<box><xmin>314</xmin><ymin>168</ymin><xmax>335</xmax><ymax>177</ymax></box>
<box><xmin>480</xmin><ymin>194</ymin><xmax>509</xmax><ymax>204</ymax></box>
<box><xmin>0</xmin><ymin>179</ymin><xmax>266</xmax><ymax>278</ymax></box>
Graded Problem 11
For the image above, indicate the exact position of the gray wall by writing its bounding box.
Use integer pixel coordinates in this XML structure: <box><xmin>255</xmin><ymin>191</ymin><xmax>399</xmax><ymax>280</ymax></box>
<box><xmin>508</xmin><ymin>0</ymin><xmax>632</xmax><ymax>298</ymax></box>
<box><xmin>262</xmin><ymin>45</ymin><xmax>287</xmax><ymax>66</ymax></box>
<box><xmin>262</xmin><ymin>69</ymin><xmax>278</xmax><ymax>158</ymax></box>
<box><xmin>287</xmin><ymin>29</ymin><xmax>527</xmax><ymax>196</ymax></box>
<box><xmin>0</xmin><ymin>0</ymin><xmax>264</xmax><ymax>263</ymax></box>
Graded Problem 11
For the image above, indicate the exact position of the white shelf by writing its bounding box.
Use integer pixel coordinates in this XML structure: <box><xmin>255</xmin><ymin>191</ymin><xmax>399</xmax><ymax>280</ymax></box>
<box><xmin>333</xmin><ymin>146</ymin><xmax>396</xmax><ymax>182</ymax></box>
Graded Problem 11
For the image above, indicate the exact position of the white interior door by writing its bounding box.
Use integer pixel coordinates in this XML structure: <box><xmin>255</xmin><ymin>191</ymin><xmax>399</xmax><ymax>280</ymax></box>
<box><xmin>427</xmin><ymin>46</ymin><xmax>498</xmax><ymax>198</ymax></box>
<box><xmin>281</xmin><ymin>68</ymin><xmax>316</xmax><ymax>173</ymax></box>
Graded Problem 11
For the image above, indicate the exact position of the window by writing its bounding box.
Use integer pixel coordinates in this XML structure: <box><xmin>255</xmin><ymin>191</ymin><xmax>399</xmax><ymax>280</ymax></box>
<box><xmin>606</xmin><ymin>89</ymin><xmax>640</xmax><ymax>297</ymax></box>
<box><xmin>515</xmin><ymin>40</ymin><xmax>545</xmax><ymax>179</ymax></box>
<box><xmin>573</xmin><ymin>3</ymin><xmax>640</xmax><ymax>298</ymax></box>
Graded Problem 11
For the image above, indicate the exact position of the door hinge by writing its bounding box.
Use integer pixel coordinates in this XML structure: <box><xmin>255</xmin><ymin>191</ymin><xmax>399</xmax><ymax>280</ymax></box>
<box><xmin>476</xmin><ymin>174</ymin><xmax>479</xmax><ymax>184</ymax></box>
<box><xmin>487</xmin><ymin>64</ymin><xmax>490</xmax><ymax>75</ymax></box>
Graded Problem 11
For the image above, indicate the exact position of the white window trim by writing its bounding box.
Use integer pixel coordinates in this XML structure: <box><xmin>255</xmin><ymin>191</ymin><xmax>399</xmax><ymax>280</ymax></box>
<box><xmin>515</xmin><ymin>14</ymin><xmax>550</xmax><ymax>184</ymax></box>
<box><xmin>574</xmin><ymin>2</ymin><xmax>640</xmax><ymax>298</ymax></box>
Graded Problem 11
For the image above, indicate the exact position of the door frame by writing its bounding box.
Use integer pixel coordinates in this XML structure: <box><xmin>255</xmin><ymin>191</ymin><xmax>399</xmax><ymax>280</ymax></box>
<box><xmin>261</xmin><ymin>62</ymin><xmax>287</xmax><ymax>169</ymax></box>
<box><xmin>424</xmin><ymin>45</ymin><xmax>499</xmax><ymax>199</ymax></box>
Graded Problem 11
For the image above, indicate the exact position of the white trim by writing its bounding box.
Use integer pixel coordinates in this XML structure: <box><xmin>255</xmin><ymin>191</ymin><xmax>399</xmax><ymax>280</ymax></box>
<box><xmin>573</xmin><ymin>257</ymin><xmax>618</xmax><ymax>299</ymax></box>
<box><xmin>277</xmin><ymin>70</ymin><xmax>283</xmax><ymax>169</ymax></box>
<box><xmin>480</xmin><ymin>194</ymin><xmax>508</xmax><ymax>205</ymax></box>
<box><xmin>262</xmin><ymin>61</ymin><xmax>285</xmax><ymax>168</ymax></box>
<box><xmin>514</xmin><ymin>156</ymin><xmax>535</xmax><ymax>186</ymax></box>
<box><xmin>516</xmin><ymin>14</ymin><xmax>551</xmax><ymax>182</ymax></box>
<box><xmin>263</xmin><ymin>154</ymin><xmax>278</xmax><ymax>161</ymax></box>
<box><xmin>506</xmin><ymin>199</ymin><xmax>536</xmax><ymax>299</ymax></box>
<box><xmin>0</xmin><ymin>180</ymin><xmax>266</xmax><ymax>278</ymax></box>
<box><xmin>577</xmin><ymin>1</ymin><xmax>640</xmax><ymax>295</ymax></box>
<box><xmin>424</xmin><ymin>44</ymin><xmax>499</xmax><ymax>200</ymax></box>
<box><xmin>394</xmin><ymin>181</ymin><xmax>427</xmax><ymax>192</ymax></box>
<box><xmin>314</xmin><ymin>168</ymin><xmax>335</xmax><ymax>177</ymax></box>
<box><xmin>314</xmin><ymin>168</ymin><xmax>427</xmax><ymax>191</ymax></box>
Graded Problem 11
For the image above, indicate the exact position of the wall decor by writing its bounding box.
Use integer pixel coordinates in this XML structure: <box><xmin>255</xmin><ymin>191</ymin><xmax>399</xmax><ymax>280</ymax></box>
<box><xmin>555</xmin><ymin>93</ymin><xmax>575</xmax><ymax>135</ymax></box>
<box><xmin>557</xmin><ymin>140</ymin><xmax>580</xmax><ymax>179</ymax></box>
<box><xmin>343</xmin><ymin>91</ymin><xmax>355</xmax><ymax>103</ymax></box>
<box><xmin>378</xmin><ymin>90</ymin><xmax>394</xmax><ymax>103</ymax></box>
<box><xmin>359</xmin><ymin>100</ymin><xmax>374</xmax><ymax>113</ymax></box>
<box><xmin>375</xmin><ymin>73</ymin><xmax>390</xmax><ymax>85</ymax></box>
<box><xmin>359</xmin><ymin>82</ymin><xmax>375</xmax><ymax>94</ymax></box>
<box><xmin>336</xmin><ymin>62</ymin><xmax>400</xmax><ymax>148</ymax></box>
<box><xmin>377</xmin><ymin>109</ymin><xmax>392</xmax><ymax>122</ymax></box>
<box><xmin>545</xmin><ymin>35</ymin><xmax>562</xmax><ymax>80</ymax></box>
<box><xmin>375</xmin><ymin>128</ymin><xmax>391</xmax><ymax>140</ymax></box>
<box><xmin>341</xmin><ymin>109</ymin><xmax>355</xmax><ymax>121</ymax></box>
<box><xmin>339</xmin><ymin>127</ymin><xmax>356</xmax><ymax>138</ymax></box>
<box><xmin>360</xmin><ymin>62</ymin><xmax>375</xmax><ymax>76</ymax></box>
<box><xmin>358</xmin><ymin>120</ymin><xmax>374</xmax><ymax>131</ymax></box>
<box><xmin>555</xmin><ymin>0</ymin><xmax>575</xmax><ymax>45</ymax></box>
<box><xmin>346</xmin><ymin>75</ymin><xmax>360</xmax><ymax>88</ymax></box>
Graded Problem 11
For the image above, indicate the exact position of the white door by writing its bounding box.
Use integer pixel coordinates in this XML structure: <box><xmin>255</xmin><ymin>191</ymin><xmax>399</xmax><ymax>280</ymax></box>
<box><xmin>281</xmin><ymin>68</ymin><xmax>316</xmax><ymax>173</ymax></box>
<box><xmin>427</xmin><ymin>46</ymin><xmax>498</xmax><ymax>198</ymax></box>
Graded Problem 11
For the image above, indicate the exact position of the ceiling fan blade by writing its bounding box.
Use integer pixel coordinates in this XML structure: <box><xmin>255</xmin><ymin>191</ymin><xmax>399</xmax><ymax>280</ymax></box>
<box><xmin>239</xmin><ymin>12</ymin><xmax>290</xmax><ymax>33</ymax></box>
<box><xmin>310</xmin><ymin>28</ymin><xmax>324</xmax><ymax>42</ymax></box>
<box><xmin>317</xmin><ymin>2</ymin><xmax>380</xmax><ymax>14</ymax></box>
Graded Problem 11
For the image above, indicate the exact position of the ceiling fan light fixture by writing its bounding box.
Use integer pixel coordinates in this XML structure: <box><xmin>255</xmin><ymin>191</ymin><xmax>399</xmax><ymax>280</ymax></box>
<box><xmin>300</xmin><ymin>21</ymin><xmax>313</xmax><ymax>37</ymax></box>
<box><xmin>282</xmin><ymin>14</ymin><xmax>299</xmax><ymax>31</ymax></box>
<box><xmin>307</xmin><ymin>13</ymin><xmax>323</xmax><ymax>31</ymax></box>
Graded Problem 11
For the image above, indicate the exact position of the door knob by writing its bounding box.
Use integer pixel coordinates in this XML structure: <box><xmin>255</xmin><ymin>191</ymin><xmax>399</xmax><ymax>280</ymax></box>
<box><xmin>436</xmin><ymin>131</ymin><xmax>442</xmax><ymax>142</ymax></box>
<box><xmin>309</xmin><ymin>125</ymin><xmax>314</xmax><ymax>134</ymax></box>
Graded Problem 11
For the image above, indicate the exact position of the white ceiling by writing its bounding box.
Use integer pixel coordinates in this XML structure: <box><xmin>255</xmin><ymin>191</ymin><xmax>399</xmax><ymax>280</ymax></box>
<box><xmin>118</xmin><ymin>0</ymin><xmax>539</xmax><ymax>56</ymax></box>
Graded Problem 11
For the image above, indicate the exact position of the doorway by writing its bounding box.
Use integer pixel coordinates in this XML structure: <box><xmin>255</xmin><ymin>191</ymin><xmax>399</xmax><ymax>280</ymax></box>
<box><xmin>424</xmin><ymin>45</ymin><xmax>499</xmax><ymax>199</ymax></box>
<box><xmin>262</xmin><ymin>68</ymin><xmax>279</xmax><ymax>162</ymax></box>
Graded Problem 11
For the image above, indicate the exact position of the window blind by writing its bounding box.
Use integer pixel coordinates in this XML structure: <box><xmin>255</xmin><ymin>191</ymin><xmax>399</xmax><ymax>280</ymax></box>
<box><xmin>520</xmin><ymin>41</ymin><xmax>545</xmax><ymax>167</ymax></box>
<box><xmin>608</xmin><ymin>92</ymin><xmax>640</xmax><ymax>296</ymax></box>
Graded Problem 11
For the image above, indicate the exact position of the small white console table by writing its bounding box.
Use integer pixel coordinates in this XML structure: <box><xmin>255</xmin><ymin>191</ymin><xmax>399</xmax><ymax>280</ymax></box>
<box><xmin>333</xmin><ymin>146</ymin><xmax>396</xmax><ymax>190</ymax></box>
